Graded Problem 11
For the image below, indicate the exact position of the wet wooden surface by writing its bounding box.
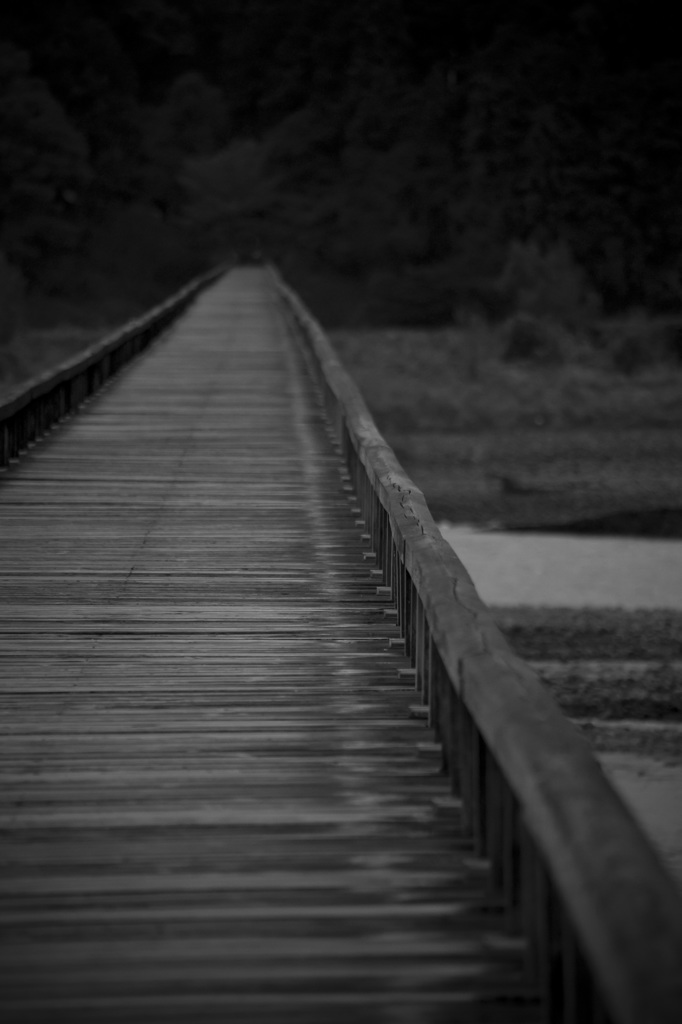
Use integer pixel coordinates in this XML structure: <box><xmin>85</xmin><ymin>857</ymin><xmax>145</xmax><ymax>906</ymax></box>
<box><xmin>0</xmin><ymin>269</ymin><xmax>538</xmax><ymax>1022</ymax></box>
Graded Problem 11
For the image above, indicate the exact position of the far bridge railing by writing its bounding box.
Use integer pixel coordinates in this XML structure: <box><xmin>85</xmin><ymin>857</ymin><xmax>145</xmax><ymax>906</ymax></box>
<box><xmin>0</xmin><ymin>265</ymin><xmax>225</xmax><ymax>468</ymax></box>
<box><xmin>274</xmin><ymin>266</ymin><xmax>682</xmax><ymax>1024</ymax></box>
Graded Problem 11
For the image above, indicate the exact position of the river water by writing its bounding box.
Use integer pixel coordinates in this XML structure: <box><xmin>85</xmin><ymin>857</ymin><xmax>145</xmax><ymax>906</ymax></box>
<box><xmin>439</xmin><ymin>523</ymin><xmax>682</xmax><ymax>888</ymax></box>
<box><xmin>437</xmin><ymin>524</ymin><xmax>682</xmax><ymax>610</ymax></box>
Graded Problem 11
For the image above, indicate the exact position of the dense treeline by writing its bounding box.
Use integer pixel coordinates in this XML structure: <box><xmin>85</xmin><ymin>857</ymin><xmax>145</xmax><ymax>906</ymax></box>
<box><xmin>1</xmin><ymin>0</ymin><xmax>680</xmax><ymax>328</ymax></box>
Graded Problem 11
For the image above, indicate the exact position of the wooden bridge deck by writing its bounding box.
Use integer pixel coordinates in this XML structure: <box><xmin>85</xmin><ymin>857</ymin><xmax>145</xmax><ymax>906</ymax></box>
<box><xmin>0</xmin><ymin>269</ymin><xmax>537</xmax><ymax>1022</ymax></box>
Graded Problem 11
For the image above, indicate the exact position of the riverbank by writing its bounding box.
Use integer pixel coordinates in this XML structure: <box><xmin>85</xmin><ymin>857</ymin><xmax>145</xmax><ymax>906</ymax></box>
<box><xmin>396</xmin><ymin>427</ymin><xmax>682</xmax><ymax>533</ymax></box>
<box><xmin>490</xmin><ymin>605</ymin><xmax>682</xmax><ymax>723</ymax></box>
<box><xmin>490</xmin><ymin>601</ymin><xmax>682</xmax><ymax>886</ymax></box>
<box><xmin>330</xmin><ymin>327</ymin><xmax>682</xmax><ymax>534</ymax></box>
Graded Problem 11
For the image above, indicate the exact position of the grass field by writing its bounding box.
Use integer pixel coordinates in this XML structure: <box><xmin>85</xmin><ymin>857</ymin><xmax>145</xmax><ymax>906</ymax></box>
<box><xmin>330</xmin><ymin>326</ymin><xmax>682</xmax><ymax>533</ymax></box>
<box><xmin>0</xmin><ymin>326</ymin><xmax>106</xmax><ymax>401</ymax></box>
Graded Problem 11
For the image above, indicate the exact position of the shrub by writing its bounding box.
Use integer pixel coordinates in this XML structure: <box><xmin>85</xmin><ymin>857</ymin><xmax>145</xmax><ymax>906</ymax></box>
<box><xmin>497</xmin><ymin>239</ymin><xmax>602</xmax><ymax>330</ymax></box>
<box><xmin>279</xmin><ymin>260</ymin><xmax>365</xmax><ymax>328</ymax></box>
<box><xmin>455</xmin><ymin>316</ymin><xmax>502</xmax><ymax>381</ymax></box>
<box><xmin>604</xmin><ymin>311</ymin><xmax>676</xmax><ymax>375</ymax></box>
<box><xmin>452</xmin><ymin>281</ymin><xmax>512</xmax><ymax>325</ymax></box>
<box><xmin>85</xmin><ymin>203</ymin><xmax>207</xmax><ymax>307</ymax></box>
<box><xmin>0</xmin><ymin>251</ymin><xmax>24</xmax><ymax>347</ymax></box>
<box><xmin>661</xmin><ymin>321</ymin><xmax>682</xmax><ymax>363</ymax></box>
<box><xmin>364</xmin><ymin>262</ymin><xmax>457</xmax><ymax>326</ymax></box>
<box><xmin>501</xmin><ymin>312</ymin><xmax>565</xmax><ymax>365</ymax></box>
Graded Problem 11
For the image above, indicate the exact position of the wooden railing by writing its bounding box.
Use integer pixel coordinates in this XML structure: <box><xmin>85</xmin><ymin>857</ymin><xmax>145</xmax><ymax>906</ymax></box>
<box><xmin>274</xmin><ymin>267</ymin><xmax>682</xmax><ymax>1024</ymax></box>
<box><xmin>0</xmin><ymin>266</ymin><xmax>225</xmax><ymax>468</ymax></box>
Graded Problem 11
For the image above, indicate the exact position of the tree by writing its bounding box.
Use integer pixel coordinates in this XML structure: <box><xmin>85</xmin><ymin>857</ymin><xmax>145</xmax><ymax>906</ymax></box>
<box><xmin>142</xmin><ymin>71</ymin><xmax>228</xmax><ymax>213</ymax></box>
<box><xmin>180</xmin><ymin>138</ymin><xmax>276</xmax><ymax>255</ymax></box>
<box><xmin>452</xmin><ymin>20</ymin><xmax>682</xmax><ymax>308</ymax></box>
<box><xmin>0</xmin><ymin>43</ymin><xmax>91</xmax><ymax>282</ymax></box>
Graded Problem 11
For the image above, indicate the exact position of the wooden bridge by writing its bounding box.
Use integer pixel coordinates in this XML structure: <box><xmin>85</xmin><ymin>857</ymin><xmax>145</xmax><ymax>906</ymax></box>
<box><xmin>1</xmin><ymin>267</ymin><xmax>681</xmax><ymax>1023</ymax></box>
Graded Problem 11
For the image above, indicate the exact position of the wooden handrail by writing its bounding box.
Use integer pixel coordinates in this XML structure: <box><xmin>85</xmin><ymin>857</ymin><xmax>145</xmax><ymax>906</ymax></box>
<box><xmin>0</xmin><ymin>265</ymin><xmax>226</xmax><ymax>466</ymax></box>
<box><xmin>273</xmin><ymin>266</ymin><xmax>682</xmax><ymax>1024</ymax></box>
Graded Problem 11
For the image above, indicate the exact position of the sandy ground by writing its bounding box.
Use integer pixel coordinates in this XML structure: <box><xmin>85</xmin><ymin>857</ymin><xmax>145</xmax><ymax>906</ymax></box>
<box><xmin>491</xmin><ymin>605</ymin><xmax>682</xmax><ymax>744</ymax></box>
<box><xmin>489</xmin><ymin>603</ymin><xmax>682</xmax><ymax>886</ymax></box>
<box><xmin>439</xmin><ymin>526</ymin><xmax>682</xmax><ymax>609</ymax></box>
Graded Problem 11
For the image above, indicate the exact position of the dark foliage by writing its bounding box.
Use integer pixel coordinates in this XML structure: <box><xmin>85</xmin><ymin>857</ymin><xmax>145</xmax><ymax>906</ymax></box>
<box><xmin>0</xmin><ymin>0</ymin><xmax>680</xmax><ymax>325</ymax></box>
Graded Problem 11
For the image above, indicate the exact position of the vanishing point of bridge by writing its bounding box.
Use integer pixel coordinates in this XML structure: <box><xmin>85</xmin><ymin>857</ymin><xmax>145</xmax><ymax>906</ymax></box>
<box><xmin>0</xmin><ymin>268</ymin><xmax>681</xmax><ymax>1023</ymax></box>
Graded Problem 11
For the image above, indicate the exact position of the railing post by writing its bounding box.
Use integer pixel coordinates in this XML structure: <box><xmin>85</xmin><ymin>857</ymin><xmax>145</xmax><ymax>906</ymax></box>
<box><xmin>458</xmin><ymin>703</ymin><xmax>475</xmax><ymax>835</ymax></box>
<box><xmin>502</xmin><ymin>784</ymin><xmax>522</xmax><ymax>929</ymax></box>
